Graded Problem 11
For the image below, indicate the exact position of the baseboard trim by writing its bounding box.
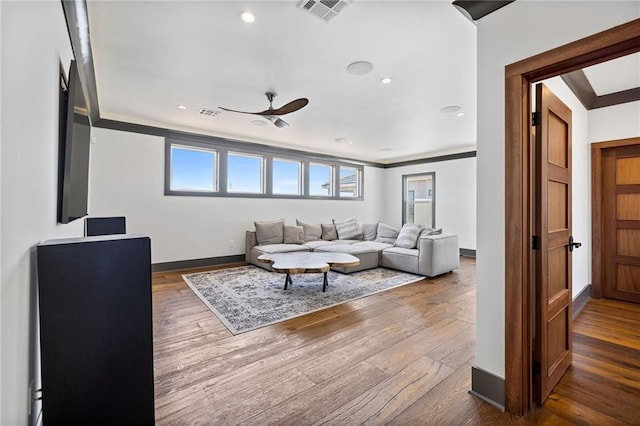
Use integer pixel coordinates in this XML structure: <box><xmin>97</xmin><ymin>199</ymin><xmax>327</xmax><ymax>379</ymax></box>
<box><xmin>572</xmin><ymin>284</ymin><xmax>592</xmax><ymax>319</ymax></box>
<box><xmin>152</xmin><ymin>255</ymin><xmax>245</xmax><ymax>272</ymax></box>
<box><xmin>470</xmin><ymin>365</ymin><xmax>505</xmax><ymax>411</ymax></box>
<box><xmin>460</xmin><ymin>248</ymin><xmax>476</xmax><ymax>257</ymax></box>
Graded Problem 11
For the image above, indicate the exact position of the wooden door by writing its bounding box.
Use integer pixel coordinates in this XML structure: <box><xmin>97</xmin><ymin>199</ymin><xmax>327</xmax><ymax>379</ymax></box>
<box><xmin>601</xmin><ymin>145</ymin><xmax>640</xmax><ymax>303</ymax></box>
<box><xmin>533</xmin><ymin>83</ymin><xmax>573</xmax><ymax>404</ymax></box>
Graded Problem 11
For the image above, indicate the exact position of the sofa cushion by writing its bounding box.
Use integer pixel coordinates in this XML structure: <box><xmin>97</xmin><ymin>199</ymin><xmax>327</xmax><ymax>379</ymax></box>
<box><xmin>314</xmin><ymin>243</ymin><xmax>380</xmax><ymax>273</ymax></box>
<box><xmin>352</xmin><ymin>241</ymin><xmax>393</xmax><ymax>251</ymax></box>
<box><xmin>302</xmin><ymin>240</ymin><xmax>335</xmax><ymax>250</ymax></box>
<box><xmin>254</xmin><ymin>219</ymin><xmax>284</xmax><ymax>245</ymax></box>
<box><xmin>284</xmin><ymin>225</ymin><xmax>305</xmax><ymax>244</ymax></box>
<box><xmin>296</xmin><ymin>220</ymin><xmax>322</xmax><ymax>241</ymax></box>
<box><xmin>321</xmin><ymin>223</ymin><xmax>338</xmax><ymax>241</ymax></box>
<box><xmin>333</xmin><ymin>217</ymin><xmax>363</xmax><ymax>240</ymax></box>
<box><xmin>375</xmin><ymin>222</ymin><xmax>400</xmax><ymax>244</ymax></box>
<box><xmin>394</xmin><ymin>224</ymin><xmax>424</xmax><ymax>249</ymax></box>
<box><xmin>252</xmin><ymin>244</ymin><xmax>310</xmax><ymax>255</ymax></box>
<box><xmin>362</xmin><ymin>222</ymin><xmax>378</xmax><ymax>241</ymax></box>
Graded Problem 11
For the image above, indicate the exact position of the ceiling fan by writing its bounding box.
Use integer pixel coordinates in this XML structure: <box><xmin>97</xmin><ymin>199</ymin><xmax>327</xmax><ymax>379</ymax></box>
<box><xmin>220</xmin><ymin>92</ymin><xmax>309</xmax><ymax>128</ymax></box>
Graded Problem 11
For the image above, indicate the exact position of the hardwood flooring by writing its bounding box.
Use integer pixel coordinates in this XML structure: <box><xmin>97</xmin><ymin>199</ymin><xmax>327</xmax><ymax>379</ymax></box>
<box><xmin>151</xmin><ymin>258</ymin><xmax>640</xmax><ymax>425</ymax></box>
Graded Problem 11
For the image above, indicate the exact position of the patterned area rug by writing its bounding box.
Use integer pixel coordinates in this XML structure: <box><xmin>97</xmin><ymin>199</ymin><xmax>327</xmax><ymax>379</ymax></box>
<box><xmin>182</xmin><ymin>266</ymin><xmax>424</xmax><ymax>334</ymax></box>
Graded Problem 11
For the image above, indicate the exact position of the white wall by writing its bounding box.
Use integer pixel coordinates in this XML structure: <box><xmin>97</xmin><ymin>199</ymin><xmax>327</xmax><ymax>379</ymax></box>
<box><xmin>589</xmin><ymin>101</ymin><xmax>640</xmax><ymax>142</ymax></box>
<box><xmin>381</xmin><ymin>157</ymin><xmax>476</xmax><ymax>250</ymax></box>
<box><xmin>89</xmin><ymin>127</ymin><xmax>386</xmax><ymax>264</ymax></box>
<box><xmin>1</xmin><ymin>2</ymin><xmax>83</xmax><ymax>424</ymax></box>
<box><xmin>476</xmin><ymin>1</ymin><xmax>640</xmax><ymax>378</ymax></box>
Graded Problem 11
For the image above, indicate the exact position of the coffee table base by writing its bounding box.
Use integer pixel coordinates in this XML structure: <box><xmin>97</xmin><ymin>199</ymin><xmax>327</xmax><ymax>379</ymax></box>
<box><xmin>283</xmin><ymin>271</ymin><xmax>329</xmax><ymax>292</ymax></box>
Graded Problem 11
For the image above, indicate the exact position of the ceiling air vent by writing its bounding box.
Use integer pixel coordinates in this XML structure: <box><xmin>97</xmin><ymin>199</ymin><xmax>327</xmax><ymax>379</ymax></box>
<box><xmin>198</xmin><ymin>108</ymin><xmax>220</xmax><ymax>117</ymax></box>
<box><xmin>298</xmin><ymin>0</ymin><xmax>350</xmax><ymax>23</ymax></box>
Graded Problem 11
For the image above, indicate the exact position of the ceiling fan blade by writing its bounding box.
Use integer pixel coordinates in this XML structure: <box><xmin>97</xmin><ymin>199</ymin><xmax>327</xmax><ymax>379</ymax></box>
<box><xmin>270</xmin><ymin>98</ymin><xmax>309</xmax><ymax>116</ymax></box>
<box><xmin>219</xmin><ymin>106</ymin><xmax>262</xmax><ymax>115</ymax></box>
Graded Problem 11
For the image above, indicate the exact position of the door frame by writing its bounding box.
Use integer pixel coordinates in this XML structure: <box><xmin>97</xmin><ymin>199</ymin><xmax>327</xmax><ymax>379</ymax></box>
<box><xmin>504</xmin><ymin>19</ymin><xmax>640</xmax><ymax>415</ymax></box>
<box><xmin>591</xmin><ymin>136</ymin><xmax>640</xmax><ymax>299</ymax></box>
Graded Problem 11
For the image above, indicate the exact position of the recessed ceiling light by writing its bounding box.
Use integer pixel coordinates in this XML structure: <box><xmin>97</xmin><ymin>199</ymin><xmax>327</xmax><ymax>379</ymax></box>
<box><xmin>440</xmin><ymin>105</ymin><xmax>461</xmax><ymax>113</ymax></box>
<box><xmin>251</xmin><ymin>120</ymin><xmax>266</xmax><ymax>126</ymax></box>
<box><xmin>381</xmin><ymin>77</ymin><xmax>392</xmax><ymax>84</ymax></box>
<box><xmin>176</xmin><ymin>105</ymin><xmax>187</xmax><ymax>110</ymax></box>
<box><xmin>456</xmin><ymin>112</ymin><xmax>465</xmax><ymax>117</ymax></box>
<box><xmin>346</xmin><ymin>61</ymin><xmax>373</xmax><ymax>76</ymax></box>
<box><xmin>240</xmin><ymin>11</ymin><xmax>255</xmax><ymax>23</ymax></box>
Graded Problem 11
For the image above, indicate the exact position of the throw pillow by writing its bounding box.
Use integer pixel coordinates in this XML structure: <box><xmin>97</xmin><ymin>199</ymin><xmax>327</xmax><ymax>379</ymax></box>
<box><xmin>421</xmin><ymin>227</ymin><xmax>443</xmax><ymax>237</ymax></box>
<box><xmin>333</xmin><ymin>217</ymin><xmax>363</xmax><ymax>240</ymax></box>
<box><xmin>296</xmin><ymin>220</ymin><xmax>322</xmax><ymax>241</ymax></box>
<box><xmin>362</xmin><ymin>222</ymin><xmax>378</xmax><ymax>241</ymax></box>
<box><xmin>283</xmin><ymin>225</ymin><xmax>305</xmax><ymax>244</ymax></box>
<box><xmin>321</xmin><ymin>223</ymin><xmax>338</xmax><ymax>241</ymax></box>
<box><xmin>375</xmin><ymin>222</ymin><xmax>400</xmax><ymax>244</ymax></box>
<box><xmin>254</xmin><ymin>219</ymin><xmax>285</xmax><ymax>245</ymax></box>
<box><xmin>394</xmin><ymin>223</ymin><xmax>424</xmax><ymax>249</ymax></box>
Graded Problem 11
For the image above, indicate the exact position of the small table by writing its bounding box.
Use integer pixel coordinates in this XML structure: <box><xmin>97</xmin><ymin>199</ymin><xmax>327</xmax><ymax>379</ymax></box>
<box><xmin>257</xmin><ymin>252</ymin><xmax>360</xmax><ymax>292</ymax></box>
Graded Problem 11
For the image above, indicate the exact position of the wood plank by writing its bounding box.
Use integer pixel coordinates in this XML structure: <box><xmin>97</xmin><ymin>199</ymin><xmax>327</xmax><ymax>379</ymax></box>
<box><xmin>151</xmin><ymin>257</ymin><xmax>640</xmax><ymax>423</ymax></box>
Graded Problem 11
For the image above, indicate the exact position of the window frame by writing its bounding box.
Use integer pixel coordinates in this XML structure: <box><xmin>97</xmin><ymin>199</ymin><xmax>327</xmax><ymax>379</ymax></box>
<box><xmin>165</xmin><ymin>138</ymin><xmax>364</xmax><ymax>200</ymax></box>
<box><xmin>226</xmin><ymin>150</ymin><xmax>266</xmax><ymax>194</ymax></box>
<box><xmin>272</xmin><ymin>157</ymin><xmax>303</xmax><ymax>196</ymax></box>
<box><xmin>401</xmin><ymin>172</ymin><xmax>436</xmax><ymax>227</ymax></box>
<box><xmin>166</xmin><ymin>142</ymin><xmax>219</xmax><ymax>195</ymax></box>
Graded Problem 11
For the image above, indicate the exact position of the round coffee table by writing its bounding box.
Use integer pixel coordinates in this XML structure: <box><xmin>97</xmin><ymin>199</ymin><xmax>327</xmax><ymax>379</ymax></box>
<box><xmin>257</xmin><ymin>252</ymin><xmax>360</xmax><ymax>292</ymax></box>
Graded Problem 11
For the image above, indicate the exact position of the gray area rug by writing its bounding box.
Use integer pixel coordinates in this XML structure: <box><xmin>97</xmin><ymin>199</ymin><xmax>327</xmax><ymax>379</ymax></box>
<box><xmin>182</xmin><ymin>266</ymin><xmax>424</xmax><ymax>334</ymax></box>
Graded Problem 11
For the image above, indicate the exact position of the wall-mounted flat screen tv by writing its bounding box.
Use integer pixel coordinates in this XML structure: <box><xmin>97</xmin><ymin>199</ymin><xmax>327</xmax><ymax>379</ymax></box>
<box><xmin>58</xmin><ymin>60</ymin><xmax>91</xmax><ymax>224</ymax></box>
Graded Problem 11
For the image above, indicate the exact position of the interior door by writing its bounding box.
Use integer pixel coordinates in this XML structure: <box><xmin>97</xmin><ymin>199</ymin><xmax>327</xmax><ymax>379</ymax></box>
<box><xmin>533</xmin><ymin>83</ymin><xmax>573</xmax><ymax>404</ymax></box>
<box><xmin>601</xmin><ymin>144</ymin><xmax>640</xmax><ymax>303</ymax></box>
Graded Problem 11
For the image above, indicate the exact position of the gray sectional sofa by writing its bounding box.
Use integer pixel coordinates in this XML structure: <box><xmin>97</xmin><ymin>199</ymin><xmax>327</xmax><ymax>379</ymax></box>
<box><xmin>245</xmin><ymin>219</ymin><xmax>459</xmax><ymax>277</ymax></box>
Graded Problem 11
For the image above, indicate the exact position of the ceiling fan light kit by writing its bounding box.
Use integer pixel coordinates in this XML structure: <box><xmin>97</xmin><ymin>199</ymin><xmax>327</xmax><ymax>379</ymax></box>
<box><xmin>220</xmin><ymin>92</ymin><xmax>308</xmax><ymax>128</ymax></box>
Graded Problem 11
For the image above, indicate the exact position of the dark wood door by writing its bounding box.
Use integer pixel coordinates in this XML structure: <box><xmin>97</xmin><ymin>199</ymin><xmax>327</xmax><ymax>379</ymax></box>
<box><xmin>602</xmin><ymin>144</ymin><xmax>640</xmax><ymax>303</ymax></box>
<box><xmin>533</xmin><ymin>83</ymin><xmax>573</xmax><ymax>404</ymax></box>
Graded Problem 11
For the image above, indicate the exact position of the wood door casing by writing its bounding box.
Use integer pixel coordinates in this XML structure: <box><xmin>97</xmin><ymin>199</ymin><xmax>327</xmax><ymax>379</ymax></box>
<box><xmin>601</xmin><ymin>144</ymin><xmax>640</xmax><ymax>303</ymax></box>
<box><xmin>533</xmin><ymin>83</ymin><xmax>573</xmax><ymax>404</ymax></box>
<box><xmin>505</xmin><ymin>20</ymin><xmax>640</xmax><ymax>416</ymax></box>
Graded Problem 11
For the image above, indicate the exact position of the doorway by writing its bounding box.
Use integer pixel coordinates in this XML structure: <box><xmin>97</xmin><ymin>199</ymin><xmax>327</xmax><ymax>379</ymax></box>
<box><xmin>504</xmin><ymin>19</ymin><xmax>640</xmax><ymax>415</ymax></box>
<box><xmin>591</xmin><ymin>137</ymin><xmax>640</xmax><ymax>303</ymax></box>
<box><xmin>402</xmin><ymin>173</ymin><xmax>435</xmax><ymax>226</ymax></box>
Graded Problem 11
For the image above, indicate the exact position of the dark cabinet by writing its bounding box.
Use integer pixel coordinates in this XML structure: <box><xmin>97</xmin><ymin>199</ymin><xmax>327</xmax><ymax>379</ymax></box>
<box><xmin>37</xmin><ymin>235</ymin><xmax>154</xmax><ymax>425</ymax></box>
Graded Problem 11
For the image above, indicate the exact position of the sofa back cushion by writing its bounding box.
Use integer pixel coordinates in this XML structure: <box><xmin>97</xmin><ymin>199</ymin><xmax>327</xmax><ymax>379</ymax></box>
<box><xmin>296</xmin><ymin>220</ymin><xmax>322</xmax><ymax>241</ymax></box>
<box><xmin>321</xmin><ymin>223</ymin><xmax>338</xmax><ymax>241</ymax></box>
<box><xmin>394</xmin><ymin>223</ymin><xmax>424</xmax><ymax>249</ymax></box>
<box><xmin>284</xmin><ymin>225</ymin><xmax>305</xmax><ymax>244</ymax></box>
<box><xmin>362</xmin><ymin>222</ymin><xmax>378</xmax><ymax>241</ymax></box>
<box><xmin>254</xmin><ymin>219</ymin><xmax>285</xmax><ymax>245</ymax></box>
<box><xmin>375</xmin><ymin>222</ymin><xmax>400</xmax><ymax>244</ymax></box>
<box><xmin>333</xmin><ymin>217</ymin><xmax>363</xmax><ymax>240</ymax></box>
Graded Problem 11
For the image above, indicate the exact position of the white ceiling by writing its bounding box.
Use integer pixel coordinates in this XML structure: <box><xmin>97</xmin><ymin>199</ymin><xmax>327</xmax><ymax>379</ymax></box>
<box><xmin>87</xmin><ymin>1</ymin><xmax>477</xmax><ymax>163</ymax></box>
<box><xmin>582</xmin><ymin>52</ymin><xmax>640</xmax><ymax>96</ymax></box>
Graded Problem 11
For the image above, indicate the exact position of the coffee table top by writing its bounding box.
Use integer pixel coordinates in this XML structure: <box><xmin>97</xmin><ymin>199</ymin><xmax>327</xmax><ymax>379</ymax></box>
<box><xmin>257</xmin><ymin>252</ymin><xmax>360</xmax><ymax>274</ymax></box>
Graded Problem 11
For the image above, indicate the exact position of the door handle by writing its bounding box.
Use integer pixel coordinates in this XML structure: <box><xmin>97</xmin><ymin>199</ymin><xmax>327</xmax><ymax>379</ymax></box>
<box><xmin>569</xmin><ymin>236</ymin><xmax>582</xmax><ymax>252</ymax></box>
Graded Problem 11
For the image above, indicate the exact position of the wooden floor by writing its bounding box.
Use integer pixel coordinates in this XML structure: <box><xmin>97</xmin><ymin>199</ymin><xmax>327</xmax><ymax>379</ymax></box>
<box><xmin>151</xmin><ymin>257</ymin><xmax>640</xmax><ymax>425</ymax></box>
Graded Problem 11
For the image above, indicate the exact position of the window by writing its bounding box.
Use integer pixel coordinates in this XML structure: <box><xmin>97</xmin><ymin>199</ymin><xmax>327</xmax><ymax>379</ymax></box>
<box><xmin>402</xmin><ymin>172</ymin><xmax>435</xmax><ymax>226</ymax></box>
<box><xmin>273</xmin><ymin>158</ymin><xmax>302</xmax><ymax>195</ymax></box>
<box><xmin>227</xmin><ymin>152</ymin><xmax>264</xmax><ymax>193</ymax></box>
<box><xmin>165</xmin><ymin>138</ymin><xmax>363</xmax><ymax>199</ymax></box>
<box><xmin>169</xmin><ymin>145</ymin><xmax>217</xmax><ymax>192</ymax></box>
<box><xmin>339</xmin><ymin>166</ymin><xmax>360</xmax><ymax>198</ymax></box>
<box><xmin>309</xmin><ymin>163</ymin><xmax>333</xmax><ymax>196</ymax></box>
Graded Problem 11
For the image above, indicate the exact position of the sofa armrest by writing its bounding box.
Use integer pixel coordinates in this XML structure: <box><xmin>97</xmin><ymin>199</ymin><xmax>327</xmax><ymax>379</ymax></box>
<box><xmin>417</xmin><ymin>233</ymin><xmax>459</xmax><ymax>277</ymax></box>
<box><xmin>245</xmin><ymin>230</ymin><xmax>258</xmax><ymax>262</ymax></box>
